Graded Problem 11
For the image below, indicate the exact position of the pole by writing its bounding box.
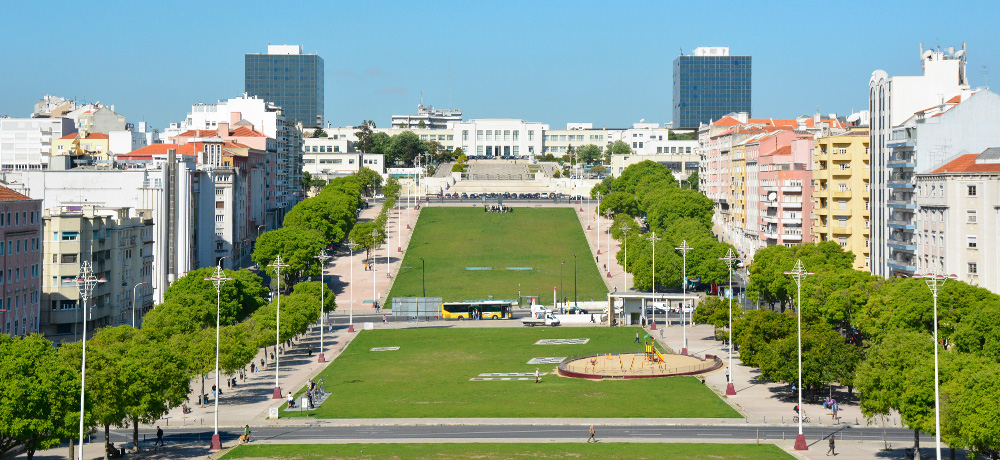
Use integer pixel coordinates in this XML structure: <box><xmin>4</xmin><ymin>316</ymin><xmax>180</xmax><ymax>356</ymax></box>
<box><xmin>204</xmin><ymin>266</ymin><xmax>232</xmax><ymax>450</ymax></box>
<box><xmin>71</xmin><ymin>262</ymin><xmax>105</xmax><ymax>460</ymax></box>
<box><xmin>573</xmin><ymin>254</ymin><xmax>577</xmax><ymax>307</ymax></box>
<box><xmin>560</xmin><ymin>261</ymin><xmax>565</xmax><ymax>309</ymax></box>
<box><xmin>596</xmin><ymin>193</ymin><xmax>601</xmax><ymax>255</ymax></box>
<box><xmin>268</xmin><ymin>256</ymin><xmax>289</xmax><ymax>399</ymax></box>
<box><xmin>347</xmin><ymin>242</ymin><xmax>356</xmax><ymax>333</ymax></box>
<box><xmin>419</xmin><ymin>257</ymin><xmax>426</xmax><ymax>297</ymax></box>
<box><xmin>372</xmin><ymin>229</ymin><xmax>379</xmax><ymax>314</ymax></box>
<box><xmin>647</xmin><ymin>232</ymin><xmax>660</xmax><ymax>329</ymax></box>
<box><xmin>131</xmin><ymin>282</ymin><xmax>148</xmax><ymax>328</ymax></box>
<box><xmin>315</xmin><ymin>251</ymin><xmax>332</xmax><ymax>362</ymax></box>
<box><xmin>917</xmin><ymin>273</ymin><xmax>955</xmax><ymax>460</ymax></box>
<box><xmin>676</xmin><ymin>240</ymin><xmax>692</xmax><ymax>355</ymax></box>
<box><xmin>784</xmin><ymin>259</ymin><xmax>813</xmax><ymax>451</ymax></box>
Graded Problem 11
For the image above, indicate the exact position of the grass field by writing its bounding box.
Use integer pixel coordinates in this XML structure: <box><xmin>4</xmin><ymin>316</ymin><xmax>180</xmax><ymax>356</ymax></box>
<box><xmin>280</xmin><ymin>327</ymin><xmax>739</xmax><ymax>418</ymax></box>
<box><xmin>220</xmin><ymin>443</ymin><xmax>795</xmax><ymax>459</ymax></box>
<box><xmin>385</xmin><ymin>207</ymin><xmax>607</xmax><ymax>308</ymax></box>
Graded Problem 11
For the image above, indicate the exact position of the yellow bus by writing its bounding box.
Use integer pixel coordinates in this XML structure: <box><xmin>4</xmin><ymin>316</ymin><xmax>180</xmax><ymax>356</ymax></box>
<box><xmin>442</xmin><ymin>301</ymin><xmax>513</xmax><ymax>320</ymax></box>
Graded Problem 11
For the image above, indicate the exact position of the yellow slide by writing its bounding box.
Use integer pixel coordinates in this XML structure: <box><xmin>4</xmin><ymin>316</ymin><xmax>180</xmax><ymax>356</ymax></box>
<box><xmin>652</xmin><ymin>347</ymin><xmax>666</xmax><ymax>363</ymax></box>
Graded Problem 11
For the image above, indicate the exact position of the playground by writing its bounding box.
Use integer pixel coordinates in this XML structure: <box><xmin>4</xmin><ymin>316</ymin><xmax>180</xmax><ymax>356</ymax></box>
<box><xmin>385</xmin><ymin>207</ymin><xmax>607</xmax><ymax>308</ymax></box>
<box><xmin>559</xmin><ymin>335</ymin><xmax>722</xmax><ymax>379</ymax></box>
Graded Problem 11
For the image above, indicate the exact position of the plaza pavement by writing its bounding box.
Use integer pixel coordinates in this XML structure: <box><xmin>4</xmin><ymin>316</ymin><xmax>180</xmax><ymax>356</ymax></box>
<box><xmin>17</xmin><ymin>199</ymin><xmax>950</xmax><ymax>459</ymax></box>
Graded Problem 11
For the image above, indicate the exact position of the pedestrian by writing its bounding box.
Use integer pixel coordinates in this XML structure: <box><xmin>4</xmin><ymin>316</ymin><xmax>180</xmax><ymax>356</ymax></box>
<box><xmin>382</xmin><ymin>314</ymin><xmax>387</xmax><ymax>324</ymax></box>
<box><xmin>261</xmin><ymin>358</ymin><xmax>265</xmax><ymax>369</ymax></box>
<box><xmin>634</xmin><ymin>331</ymin><xmax>640</xmax><ymax>343</ymax></box>
<box><xmin>827</xmin><ymin>434</ymin><xmax>835</xmax><ymax>456</ymax></box>
<box><xmin>587</xmin><ymin>425</ymin><xmax>596</xmax><ymax>443</ymax></box>
<box><xmin>659</xmin><ymin>327</ymin><xmax>664</xmax><ymax>339</ymax></box>
<box><xmin>832</xmin><ymin>403</ymin><xmax>839</xmax><ymax>422</ymax></box>
<box><xmin>156</xmin><ymin>426</ymin><xmax>164</xmax><ymax>446</ymax></box>
<box><xmin>725</xmin><ymin>367</ymin><xmax>730</xmax><ymax>382</ymax></box>
<box><xmin>242</xmin><ymin>425</ymin><xmax>251</xmax><ymax>444</ymax></box>
<box><xmin>535</xmin><ymin>368</ymin><xmax>540</xmax><ymax>383</ymax></box>
<box><xmin>287</xmin><ymin>392</ymin><xmax>295</xmax><ymax>408</ymax></box>
<box><xmin>308</xmin><ymin>345</ymin><xmax>313</xmax><ymax>357</ymax></box>
<box><xmin>212</xmin><ymin>384</ymin><xmax>216</xmax><ymax>398</ymax></box>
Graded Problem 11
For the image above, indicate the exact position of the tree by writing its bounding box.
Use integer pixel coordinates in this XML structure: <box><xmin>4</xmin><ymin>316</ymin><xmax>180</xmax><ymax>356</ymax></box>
<box><xmin>354</xmin><ymin>120</ymin><xmax>375</xmax><ymax>153</ymax></box>
<box><xmin>732</xmin><ymin>309</ymin><xmax>796</xmax><ymax>369</ymax></box>
<box><xmin>141</xmin><ymin>293</ymin><xmax>216</xmax><ymax>340</ymax></box>
<box><xmin>590</xmin><ymin>176</ymin><xmax>614</xmax><ymax>199</ymax></box>
<box><xmin>116</xmin><ymin>329</ymin><xmax>189</xmax><ymax>452</ymax></box>
<box><xmin>577</xmin><ymin>144</ymin><xmax>603</xmax><ymax>164</ymax></box>
<box><xmin>757</xmin><ymin>323</ymin><xmax>861</xmax><ymax>400</ymax></box>
<box><xmin>282</xmin><ymin>195</ymin><xmax>356</xmax><ymax>243</ymax></box>
<box><xmin>606</xmin><ymin>140</ymin><xmax>632</xmax><ymax>157</ymax></box>
<box><xmin>311</xmin><ymin>128</ymin><xmax>328</xmax><ymax>138</ymax></box>
<box><xmin>163</xmin><ymin>268</ymin><xmax>268</xmax><ymax>326</ymax></box>
<box><xmin>942</xmin><ymin>360</ymin><xmax>1000</xmax><ymax>455</ymax></box>
<box><xmin>0</xmin><ymin>334</ymin><xmax>78</xmax><ymax>460</ymax></box>
<box><xmin>668</xmin><ymin>130</ymin><xmax>697</xmax><ymax>140</ymax></box>
<box><xmin>684</xmin><ymin>170</ymin><xmax>699</xmax><ymax>191</ymax></box>
<box><xmin>388</xmin><ymin>131</ymin><xmax>428</xmax><ymax>167</ymax></box>
<box><xmin>552</xmin><ymin>170</ymin><xmax>561</xmax><ymax>178</ymax></box>
<box><xmin>417</xmin><ymin>120</ymin><xmax>426</xmax><ymax>129</ymax></box>
<box><xmin>252</xmin><ymin>227</ymin><xmax>327</xmax><ymax>290</ymax></box>
<box><xmin>597</xmin><ymin>191</ymin><xmax>639</xmax><ymax>217</ymax></box>
<box><xmin>370</xmin><ymin>132</ymin><xmax>391</xmax><ymax>155</ymax></box>
<box><xmin>589</xmin><ymin>165</ymin><xmax>606</xmax><ymax>174</ymax></box>
<box><xmin>348</xmin><ymin>221</ymin><xmax>385</xmax><ymax>261</ymax></box>
<box><xmin>611</xmin><ymin>160</ymin><xmax>677</xmax><ymax>195</ymax></box>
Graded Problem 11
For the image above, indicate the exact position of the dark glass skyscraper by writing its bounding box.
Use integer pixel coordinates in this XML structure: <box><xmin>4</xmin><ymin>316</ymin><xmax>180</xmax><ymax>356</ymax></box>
<box><xmin>672</xmin><ymin>47</ymin><xmax>751</xmax><ymax>129</ymax></box>
<box><xmin>245</xmin><ymin>45</ymin><xmax>324</xmax><ymax>128</ymax></box>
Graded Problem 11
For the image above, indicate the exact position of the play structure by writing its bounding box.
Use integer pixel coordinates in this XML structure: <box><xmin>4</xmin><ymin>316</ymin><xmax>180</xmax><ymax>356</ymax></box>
<box><xmin>558</xmin><ymin>334</ymin><xmax>723</xmax><ymax>380</ymax></box>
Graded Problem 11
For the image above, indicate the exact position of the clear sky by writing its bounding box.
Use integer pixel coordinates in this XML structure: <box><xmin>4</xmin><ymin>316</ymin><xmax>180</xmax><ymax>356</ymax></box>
<box><xmin>1</xmin><ymin>1</ymin><xmax>997</xmax><ymax>130</ymax></box>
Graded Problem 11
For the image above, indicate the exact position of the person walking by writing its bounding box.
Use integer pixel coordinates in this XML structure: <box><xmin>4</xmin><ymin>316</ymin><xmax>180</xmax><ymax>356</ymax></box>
<box><xmin>634</xmin><ymin>331</ymin><xmax>640</xmax><ymax>343</ymax></box>
<box><xmin>535</xmin><ymin>368</ymin><xmax>540</xmax><ymax>383</ymax></box>
<box><xmin>827</xmin><ymin>434</ymin><xmax>835</xmax><ymax>456</ymax></box>
<box><xmin>242</xmin><ymin>425</ymin><xmax>251</xmax><ymax>444</ymax></box>
<box><xmin>587</xmin><ymin>425</ymin><xmax>596</xmax><ymax>443</ymax></box>
<box><xmin>308</xmin><ymin>345</ymin><xmax>313</xmax><ymax>357</ymax></box>
<box><xmin>156</xmin><ymin>426</ymin><xmax>164</xmax><ymax>446</ymax></box>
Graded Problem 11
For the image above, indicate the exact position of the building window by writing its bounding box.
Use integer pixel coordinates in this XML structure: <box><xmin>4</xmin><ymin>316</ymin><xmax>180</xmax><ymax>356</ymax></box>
<box><xmin>528</xmin><ymin>131</ymin><xmax>535</xmax><ymax>141</ymax></box>
<box><xmin>968</xmin><ymin>185</ymin><xmax>977</xmax><ymax>196</ymax></box>
<box><xmin>969</xmin><ymin>262</ymin><xmax>978</xmax><ymax>274</ymax></box>
<box><xmin>215</xmin><ymin>215</ymin><xmax>225</xmax><ymax>223</ymax></box>
<box><xmin>513</xmin><ymin>130</ymin><xmax>519</xmax><ymax>141</ymax></box>
<box><xmin>967</xmin><ymin>210</ymin><xmax>977</xmax><ymax>223</ymax></box>
<box><xmin>476</xmin><ymin>130</ymin><xmax>483</xmax><ymax>141</ymax></box>
<box><xmin>967</xmin><ymin>236</ymin><xmax>977</xmax><ymax>249</ymax></box>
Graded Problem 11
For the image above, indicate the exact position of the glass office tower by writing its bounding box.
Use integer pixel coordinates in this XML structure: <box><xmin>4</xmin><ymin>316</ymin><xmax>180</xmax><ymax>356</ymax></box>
<box><xmin>672</xmin><ymin>47</ymin><xmax>751</xmax><ymax>129</ymax></box>
<box><xmin>245</xmin><ymin>45</ymin><xmax>324</xmax><ymax>128</ymax></box>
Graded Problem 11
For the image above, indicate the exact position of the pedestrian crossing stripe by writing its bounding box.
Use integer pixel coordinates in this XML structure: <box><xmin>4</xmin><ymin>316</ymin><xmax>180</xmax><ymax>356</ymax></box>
<box><xmin>470</xmin><ymin>377</ymin><xmax>536</xmax><ymax>381</ymax></box>
<box><xmin>528</xmin><ymin>357</ymin><xmax>567</xmax><ymax>364</ymax></box>
<box><xmin>370</xmin><ymin>347</ymin><xmax>400</xmax><ymax>351</ymax></box>
<box><xmin>535</xmin><ymin>339</ymin><xmax>590</xmax><ymax>345</ymax></box>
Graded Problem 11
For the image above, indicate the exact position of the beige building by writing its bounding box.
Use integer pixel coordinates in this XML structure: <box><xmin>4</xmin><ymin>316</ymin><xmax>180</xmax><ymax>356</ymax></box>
<box><xmin>915</xmin><ymin>148</ymin><xmax>1000</xmax><ymax>294</ymax></box>
<box><xmin>40</xmin><ymin>205</ymin><xmax>153</xmax><ymax>344</ymax></box>
<box><xmin>812</xmin><ymin>130</ymin><xmax>871</xmax><ymax>269</ymax></box>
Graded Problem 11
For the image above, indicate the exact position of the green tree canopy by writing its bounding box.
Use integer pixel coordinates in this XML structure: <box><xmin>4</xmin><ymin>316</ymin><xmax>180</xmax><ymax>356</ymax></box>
<box><xmin>597</xmin><ymin>192</ymin><xmax>639</xmax><ymax>217</ymax></box>
<box><xmin>577</xmin><ymin>144</ymin><xmax>603</xmax><ymax>164</ymax></box>
<box><xmin>163</xmin><ymin>268</ymin><xmax>267</xmax><ymax>326</ymax></box>
<box><xmin>252</xmin><ymin>227</ymin><xmax>327</xmax><ymax>290</ymax></box>
<box><xmin>611</xmin><ymin>160</ymin><xmax>677</xmax><ymax>195</ymax></box>
<box><xmin>388</xmin><ymin>131</ymin><xmax>428</xmax><ymax>167</ymax></box>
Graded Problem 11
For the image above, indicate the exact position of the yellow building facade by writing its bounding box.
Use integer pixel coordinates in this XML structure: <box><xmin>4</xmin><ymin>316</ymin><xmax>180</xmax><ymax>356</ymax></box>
<box><xmin>811</xmin><ymin>130</ymin><xmax>870</xmax><ymax>269</ymax></box>
<box><xmin>50</xmin><ymin>132</ymin><xmax>111</xmax><ymax>163</ymax></box>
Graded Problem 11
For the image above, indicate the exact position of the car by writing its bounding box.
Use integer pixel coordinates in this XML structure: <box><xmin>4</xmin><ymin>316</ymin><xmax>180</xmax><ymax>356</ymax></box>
<box><xmin>461</xmin><ymin>193</ymin><xmax>468</xmax><ymax>199</ymax></box>
<box><xmin>566</xmin><ymin>306</ymin><xmax>589</xmax><ymax>315</ymax></box>
<box><xmin>532</xmin><ymin>193</ymin><xmax>540</xmax><ymax>198</ymax></box>
<box><xmin>373</xmin><ymin>193</ymin><xmax>385</xmax><ymax>199</ymax></box>
<box><xmin>452</xmin><ymin>193</ymin><xmax>459</xmax><ymax>199</ymax></box>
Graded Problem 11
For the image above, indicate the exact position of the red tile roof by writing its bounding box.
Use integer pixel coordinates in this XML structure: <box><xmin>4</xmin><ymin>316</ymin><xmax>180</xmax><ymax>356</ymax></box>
<box><xmin>60</xmin><ymin>133</ymin><xmax>79</xmax><ymax>140</ymax></box>
<box><xmin>176</xmin><ymin>129</ymin><xmax>220</xmax><ymax>138</ymax></box>
<box><xmin>229</xmin><ymin>126</ymin><xmax>266</xmax><ymax>137</ymax></box>
<box><xmin>946</xmin><ymin>95</ymin><xmax>962</xmax><ymax>104</ymax></box>
<box><xmin>125</xmin><ymin>143</ymin><xmax>197</xmax><ymax>157</ymax></box>
<box><xmin>713</xmin><ymin>116</ymin><xmax>744</xmax><ymax>126</ymax></box>
<box><xmin>0</xmin><ymin>185</ymin><xmax>32</xmax><ymax>201</ymax></box>
<box><xmin>931</xmin><ymin>153</ymin><xmax>1000</xmax><ymax>173</ymax></box>
<box><xmin>85</xmin><ymin>133</ymin><xmax>109</xmax><ymax>140</ymax></box>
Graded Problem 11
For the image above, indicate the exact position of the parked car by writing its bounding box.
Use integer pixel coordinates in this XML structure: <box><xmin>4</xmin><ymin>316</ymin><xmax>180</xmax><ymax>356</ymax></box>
<box><xmin>461</xmin><ymin>193</ymin><xmax>468</xmax><ymax>199</ymax></box>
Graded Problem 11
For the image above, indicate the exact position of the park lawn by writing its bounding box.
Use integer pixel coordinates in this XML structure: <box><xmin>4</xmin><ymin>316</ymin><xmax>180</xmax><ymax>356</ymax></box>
<box><xmin>280</xmin><ymin>327</ymin><xmax>739</xmax><ymax>418</ymax></box>
<box><xmin>385</xmin><ymin>207</ymin><xmax>607</xmax><ymax>308</ymax></box>
<box><xmin>220</xmin><ymin>443</ymin><xmax>795</xmax><ymax>459</ymax></box>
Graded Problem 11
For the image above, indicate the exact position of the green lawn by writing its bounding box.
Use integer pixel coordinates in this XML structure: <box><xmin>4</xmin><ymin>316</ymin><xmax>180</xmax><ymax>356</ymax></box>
<box><xmin>386</xmin><ymin>207</ymin><xmax>607</xmax><ymax>308</ymax></box>
<box><xmin>220</xmin><ymin>443</ymin><xmax>794</xmax><ymax>459</ymax></box>
<box><xmin>281</xmin><ymin>327</ymin><xmax>739</xmax><ymax>418</ymax></box>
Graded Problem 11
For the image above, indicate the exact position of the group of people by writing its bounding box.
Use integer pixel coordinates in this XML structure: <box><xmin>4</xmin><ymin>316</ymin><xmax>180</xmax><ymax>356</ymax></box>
<box><xmin>823</xmin><ymin>397</ymin><xmax>841</xmax><ymax>420</ymax></box>
<box><xmin>287</xmin><ymin>379</ymin><xmax>321</xmax><ymax>409</ymax></box>
<box><xmin>484</xmin><ymin>205</ymin><xmax>512</xmax><ymax>213</ymax></box>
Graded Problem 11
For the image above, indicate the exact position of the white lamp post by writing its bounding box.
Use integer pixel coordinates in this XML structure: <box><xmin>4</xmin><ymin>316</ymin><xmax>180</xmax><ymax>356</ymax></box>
<box><xmin>647</xmin><ymin>232</ymin><xmax>660</xmax><ymax>329</ymax></box>
<box><xmin>397</xmin><ymin>196</ymin><xmax>402</xmax><ymax>253</ymax></box>
<box><xmin>676</xmin><ymin>240</ymin><xmax>693</xmax><ymax>355</ymax></box>
<box><xmin>604</xmin><ymin>210</ymin><xmax>612</xmax><ymax>278</ymax></box>
<box><xmin>204</xmin><ymin>266</ymin><xmax>232</xmax><ymax>451</ymax></box>
<box><xmin>371</xmin><ymin>229</ymin><xmax>379</xmax><ymax>310</ymax></box>
<box><xmin>784</xmin><ymin>259</ymin><xmax>813</xmax><ymax>451</ymax></box>
<box><xmin>131</xmin><ymin>282</ymin><xmax>149</xmax><ymax>328</ymax></box>
<box><xmin>315</xmin><ymin>250</ymin><xmax>332</xmax><ymax>362</ymax></box>
<box><xmin>347</xmin><ymin>241</ymin><xmax>357</xmax><ymax>333</ymax></box>
<box><xmin>68</xmin><ymin>262</ymin><xmax>106</xmax><ymax>460</ymax></box>
<box><xmin>720</xmin><ymin>248</ymin><xmax>738</xmax><ymax>395</ymax></box>
<box><xmin>268</xmin><ymin>255</ymin><xmax>289</xmax><ymax>399</ymax></box>
<box><xmin>596</xmin><ymin>192</ymin><xmax>602</xmax><ymax>255</ymax></box>
<box><xmin>916</xmin><ymin>272</ymin><xmax>956</xmax><ymax>460</ymax></box>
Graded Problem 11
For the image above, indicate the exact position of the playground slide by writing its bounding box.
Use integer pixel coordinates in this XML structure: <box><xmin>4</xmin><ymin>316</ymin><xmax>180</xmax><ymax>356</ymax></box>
<box><xmin>652</xmin><ymin>347</ymin><xmax>666</xmax><ymax>363</ymax></box>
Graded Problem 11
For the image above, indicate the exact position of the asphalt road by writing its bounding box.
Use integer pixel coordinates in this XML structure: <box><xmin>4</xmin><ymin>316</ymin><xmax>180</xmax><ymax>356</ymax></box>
<box><xmin>120</xmin><ymin>424</ymin><xmax>933</xmax><ymax>446</ymax></box>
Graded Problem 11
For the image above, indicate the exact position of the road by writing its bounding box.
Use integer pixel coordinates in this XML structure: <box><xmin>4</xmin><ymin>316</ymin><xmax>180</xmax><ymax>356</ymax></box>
<box><xmin>117</xmin><ymin>423</ymin><xmax>931</xmax><ymax>446</ymax></box>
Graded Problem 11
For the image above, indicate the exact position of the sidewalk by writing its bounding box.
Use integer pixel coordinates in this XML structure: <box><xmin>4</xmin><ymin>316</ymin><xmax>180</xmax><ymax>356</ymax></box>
<box><xmin>576</xmin><ymin>202</ymin><xmax>631</xmax><ymax>294</ymax></box>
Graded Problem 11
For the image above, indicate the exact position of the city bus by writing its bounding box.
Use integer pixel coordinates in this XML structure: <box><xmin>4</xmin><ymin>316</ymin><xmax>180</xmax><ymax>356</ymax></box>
<box><xmin>442</xmin><ymin>301</ymin><xmax>513</xmax><ymax>320</ymax></box>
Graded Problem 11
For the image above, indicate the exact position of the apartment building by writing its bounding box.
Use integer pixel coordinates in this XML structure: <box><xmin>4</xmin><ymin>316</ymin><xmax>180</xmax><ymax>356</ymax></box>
<box><xmin>812</xmin><ymin>130</ymin><xmax>871</xmax><ymax>269</ymax></box>
<box><xmin>0</xmin><ymin>186</ymin><xmax>42</xmax><ymax>337</ymax></box>
<box><xmin>391</xmin><ymin>104</ymin><xmax>462</xmax><ymax>129</ymax></box>
<box><xmin>40</xmin><ymin>205</ymin><xmax>153</xmax><ymax>344</ymax></box>
<box><xmin>0</xmin><ymin>117</ymin><xmax>77</xmax><ymax>170</ymax></box>
<box><xmin>915</xmin><ymin>148</ymin><xmax>1000</xmax><ymax>294</ymax></box>
<box><xmin>50</xmin><ymin>132</ymin><xmax>112</xmax><ymax>166</ymax></box>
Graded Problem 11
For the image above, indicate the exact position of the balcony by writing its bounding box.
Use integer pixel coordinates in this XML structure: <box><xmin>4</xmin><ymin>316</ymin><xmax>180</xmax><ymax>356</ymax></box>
<box><xmin>832</xmin><ymin>169</ymin><xmax>852</xmax><ymax>177</ymax></box>
<box><xmin>887</xmin><ymin>139</ymin><xmax>916</xmax><ymax>148</ymax></box>
<box><xmin>762</xmin><ymin>200</ymin><xmax>778</xmax><ymax>208</ymax></box>
<box><xmin>888</xmin><ymin>179</ymin><xmax>914</xmax><ymax>189</ymax></box>
<box><xmin>888</xmin><ymin>260</ymin><xmax>916</xmax><ymax>272</ymax></box>
<box><xmin>781</xmin><ymin>201</ymin><xmax>803</xmax><ymax>209</ymax></box>
<box><xmin>888</xmin><ymin>240</ymin><xmax>916</xmax><ymax>251</ymax></box>
<box><xmin>832</xmin><ymin>226</ymin><xmax>852</xmax><ymax>235</ymax></box>
<box><xmin>887</xmin><ymin>159</ymin><xmax>916</xmax><ymax>168</ymax></box>
<box><xmin>762</xmin><ymin>184</ymin><xmax>779</xmax><ymax>192</ymax></box>
<box><xmin>783</xmin><ymin>217</ymin><xmax>803</xmax><ymax>225</ymax></box>
<box><xmin>833</xmin><ymin>190</ymin><xmax>852</xmax><ymax>199</ymax></box>
<box><xmin>762</xmin><ymin>215</ymin><xmax>778</xmax><ymax>223</ymax></box>
<box><xmin>782</xmin><ymin>185</ymin><xmax>803</xmax><ymax>193</ymax></box>
<box><xmin>814</xmin><ymin>224</ymin><xmax>829</xmax><ymax>233</ymax></box>
<box><xmin>832</xmin><ymin>208</ymin><xmax>852</xmax><ymax>217</ymax></box>
<box><xmin>887</xmin><ymin>219</ymin><xmax>916</xmax><ymax>230</ymax></box>
<box><xmin>762</xmin><ymin>230</ymin><xmax>779</xmax><ymax>240</ymax></box>
<box><xmin>888</xmin><ymin>199</ymin><xmax>915</xmax><ymax>209</ymax></box>
<box><xmin>782</xmin><ymin>233</ymin><xmax>803</xmax><ymax>241</ymax></box>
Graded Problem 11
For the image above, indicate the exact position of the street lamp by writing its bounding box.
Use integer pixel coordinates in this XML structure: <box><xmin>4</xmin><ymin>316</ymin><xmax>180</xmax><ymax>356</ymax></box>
<box><xmin>676</xmin><ymin>240</ymin><xmax>693</xmax><ymax>355</ymax></box>
<box><xmin>315</xmin><ymin>250</ymin><xmax>332</xmax><ymax>363</ymax></box>
<box><xmin>560</xmin><ymin>260</ymin><xmax>565</xmax><ymax>309</ymax></box>
<box><xmin>418</xmin><ymin>257</ymin><xmax>426</xmax><ymax>297</ymax></box>
<box><xmin>346</xmin><ymin>241</ymin><xmax>357</xmax><ymax>333</ymax></box>
<box><xmin>397</xmin><ymin>199</ymin><xmax>402</xmax><ymax>253</ymax></box>
<box><xmin>371</xmin><ymin>229</ymin><xmax>380</xmax><ymax>310</ymax></box>
<box><xmin>203</xmin><ymin>266</ymin><xmax>232</xmax><ymax>451</ymax></box>
<box><xmin>720</xmin><ymin>248</ymin><xmax>738</xmax><ymax>395</ymax></box>
<box><xmin>131</xmin><ymin>282</ymin><xmax>149</xmax><ymax>328</ymax></box>
<box><xmin>915</xmin><ymin>272</ymin><xmax>957</xmax><ymax>460</ymax></box>
<box><xmin>604</xmin><ymin>210</ymin><xmax>612</xmax><ymax>277</ymax></box>
<box><xmin>784</xmin><ymin>259</ymin><xmax>813</xmax><ymax>451</ymax></box>
<box><xmin>68</xmin><ymin>262</ymin><xmax>106</xmax><ymax>460</ymax></box>
<box><xmin>573</xmin><ymin>254</ymin><xmax>577</xmax><ymax>307</ymax></box>
<box><xmin>620</xmin><ymin>223</ymin><xmax>628</xmax><ymax>291</ymax></box>
<box><xmin>268</xmin><ymin>255</ymin><xmax>289</xmax><ymax>399</ymax></box>
<box><xmin>647</xmin><ymin>232</ymin><xmax>660</xmax><ymax>329</ymax></box>
<box><xmin>596</xmin><ymin>192</ymin><xmax>602</xmax><ymax>255</ymax></box>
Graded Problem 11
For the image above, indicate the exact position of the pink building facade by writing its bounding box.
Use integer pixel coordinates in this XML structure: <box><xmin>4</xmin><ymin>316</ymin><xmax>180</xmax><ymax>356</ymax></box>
<box><xmin>0</xmin><ymin>186</ymin><xmax>42</xmax><ymax>337</ymax></box>
<box><xmin>756</xmin><ymin>135</ymin><xmax>813</xmax><ymax>247</ymax></box>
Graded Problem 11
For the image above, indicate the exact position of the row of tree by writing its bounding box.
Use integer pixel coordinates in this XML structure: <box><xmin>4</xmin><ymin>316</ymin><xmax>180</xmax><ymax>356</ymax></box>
<box><xmin>353</xmin><ymin>120</ymin><xmax>459</xmax><ymax>169</ymax></box>
<box><xmin>696</xmin><ymin>241</ymin><xmax>1000</xmax><ymax>455</ymax></box>
<box><xmin>591</xmin><ymin>160</ymin><xmax>736</xmax><ymax>290</ymax></box>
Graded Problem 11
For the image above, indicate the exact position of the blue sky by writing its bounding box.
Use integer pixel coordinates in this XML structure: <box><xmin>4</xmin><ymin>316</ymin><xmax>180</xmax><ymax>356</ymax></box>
<box><xmin>1</xmin><ymin>1</ymin><xmax>997</xmax><ymax>130</ymax></box>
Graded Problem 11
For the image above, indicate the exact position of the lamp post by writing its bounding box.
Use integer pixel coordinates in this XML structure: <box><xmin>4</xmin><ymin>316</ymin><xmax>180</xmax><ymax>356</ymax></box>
<box><xmin>68</xmin><ymin>262</ymin><xmax>106</xmax><ymax>460</ymax></box>
<box><xmin>676</xmin><ymin>240</ymin><xmax>692</xmax><ymax>355</ymax></box>
<box><xmin>315</xmin><ymin>250</ymin><xmax>332</xmax><ymax>362</ymax></box>
<box><xmin>647</xmin><ymin>232</ymin><xmax>660</xmax><ymax>329</ymax></box>
<box><xmin>596</xmin><ymin>192</ymin><xmax>602</xmax><ymax>255</ymax></box>
<box><xmin>203</xmin><ymin>266</ymin><xmax>232</xmax><ymax>451</ymax></box>
<box><xmin>573</xmin><ymin>254</ymin><xmax>577</xmax><ymax>307</ymax></box>
<box><xmin>720</xmin><ymin>248</ymin><xmax>738</xmax><ymax>395</ymax></box>
<box><xmin>397</xmin><ymin>198</ymin><xmax>402</xmax><ymax>253</ymax></box>
<box><xmin>268</xmin><ymin>255</ymin><xmax>289</xmax><ymax>399</ymax></box>
<box><xmin>784</xmin><ymin>259</ymin><xmax>813</xmax><ymax>451</ymax></box>
<box><xmin>560</xmin><ymin>260</ymin><xmax>565</xmax><ymax>309</ymax></box>
<box><xmin>418</xmin><ymin>257</ymin><xmax>426</xmax><ymax>297</ymax></box>
<box><xmin>371</xmin><ymin>229</ymin><xmax>380</xmax><ymax>310</ymax></box>
<box><xmin>346</xmin><ymin>241</ymin><xmax>357</xmax><ymax>333</ymax></box>
<box><xmin>916</xmin><ymin>272</ymin><xmax>956</xmax><ymax>460</ymax></box>
<box><xmin>621</xmin><ymin>223</ymin><xmax>628</xmax><ymax>291</ymax></box>
<box><xmin>131</xmin><ymin>282</ymin><xmax>149</xmax><ymax>328</ymax></box>
<box><xmin>604</xmin><ymin>210</ymin><xmax>612</xmax><ymax>277</ymax></box>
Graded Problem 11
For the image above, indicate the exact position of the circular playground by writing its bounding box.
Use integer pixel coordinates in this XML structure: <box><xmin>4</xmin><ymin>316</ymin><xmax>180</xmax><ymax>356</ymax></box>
<box><xmin>558</xmin><ymin>349</ymin><xmax>723</xmax><ymax>380</ymax></box>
